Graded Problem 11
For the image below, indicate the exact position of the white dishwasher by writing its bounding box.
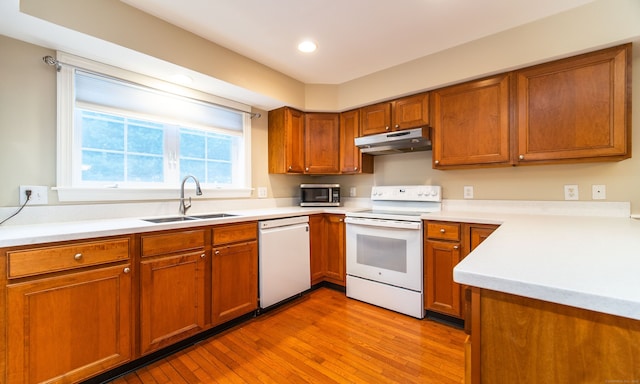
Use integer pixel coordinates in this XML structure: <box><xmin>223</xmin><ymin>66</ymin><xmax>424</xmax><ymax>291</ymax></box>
<box><xmin>258</xmin><ymin>215</ymin><xmax>310</xmax><ymax>309</ymax></box>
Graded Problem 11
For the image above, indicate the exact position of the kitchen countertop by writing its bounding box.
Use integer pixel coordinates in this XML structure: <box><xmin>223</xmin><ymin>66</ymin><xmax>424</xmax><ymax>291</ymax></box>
<box><xmin>424</xmin><ymin>210</ymin><xmax>640</xmax><ymax>321</ymax></box>
<box><xmin>2</xmin><ymin>202</ymin><xmax>639</xmax><ymax>321</ymax></box>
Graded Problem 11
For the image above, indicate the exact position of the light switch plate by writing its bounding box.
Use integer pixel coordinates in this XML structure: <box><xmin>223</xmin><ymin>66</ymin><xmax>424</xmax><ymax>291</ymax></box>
<box><xmin>592</xmin><ymin>185</ymin><xmax>606</xmax><ymax>200</ymax></box>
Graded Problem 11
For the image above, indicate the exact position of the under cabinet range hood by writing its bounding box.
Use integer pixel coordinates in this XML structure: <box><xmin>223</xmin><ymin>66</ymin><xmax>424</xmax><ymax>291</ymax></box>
<box><xmin>355</xmin><ymin>127</ymin><xmax>431</xmax><ymax>155</ymax></box>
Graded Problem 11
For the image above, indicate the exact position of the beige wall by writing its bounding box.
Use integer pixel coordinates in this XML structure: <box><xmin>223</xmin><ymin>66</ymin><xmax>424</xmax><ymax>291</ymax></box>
<box><xmin>2</xmin><ymin>0</ymin><xmax>640</xmax><ymax>215</ymax></box>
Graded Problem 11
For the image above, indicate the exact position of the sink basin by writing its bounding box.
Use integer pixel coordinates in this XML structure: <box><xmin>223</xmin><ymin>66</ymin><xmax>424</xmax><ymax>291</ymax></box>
<box><xmin>142</xmin><ymin>213</ymin><xmax>237</xmax><ymax>223</ymax></box>
<box><xmin>143</xmin><ymin>216</ymin><xmax>198</xmax><ymax>223</ymax></box>
<box><xmin>189</xmin><ymin>213</ymin><xmax>237</xmax><ymax>219</ymax></box>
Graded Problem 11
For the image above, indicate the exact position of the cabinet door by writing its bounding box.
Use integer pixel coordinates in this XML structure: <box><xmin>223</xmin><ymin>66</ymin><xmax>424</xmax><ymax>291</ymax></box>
<box><xmin>140</xmin><ymin>252</ymin><xmax>205</xmax><ymax>355</ymax></box>
<box><xmin>516</xmin><ymin>44</ymin><xmax>630</xmax><ymax>163</ymax></box>
<box><xmin>425</xmin><ymin>240</ymin><xmax>462</xmax><ymax>318</ymax></box>
<box><xmin>392</xmin><ymin>93</ymin><xmax>429</xmax><ymax>130</ymax></box>
<box><xmin>309</xmin><ymin>214</ymin><xmax>326</xmax><ymax>285</ymax></box>
<box><xmin>324</xmin><ymin>214</ymin><xmax>346</xmax><ymax>286</ymax></box>
<box><xmin>7</xmin><ymin>265</ymin><xmax>132</xmax><ymax>384</ymax></box>
<box><xmin>360</xmin><ymin>102</ymin><xmax>392</xmax><ymax>135</ymax></box>
<box><xmin>268</xmin><ymin>107</ymin><xmax>305</xmax><ymax>173</ymax></box>
<box><xmin>212</xmin><ymin>241</ymin><xmax>258</xmax><ymax>325</ymax></box>
<box><xmin>304</xmin><ymin>113</ymin><xmax>340</xmax><ymax>174</ymax></box>
<box><xmin>340</xmin><ymin>109</ymin><xmax>373</xmax><ymax>174</ymax></box>
<box><xmin>432</xmin><ymin>74</ymin><xmax>511</xmax><ymax>168</ymax></box>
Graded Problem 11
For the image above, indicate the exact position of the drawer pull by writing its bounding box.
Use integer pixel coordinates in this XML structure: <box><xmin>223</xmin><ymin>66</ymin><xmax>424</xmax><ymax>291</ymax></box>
<box><xmin>200</xmin><ymin>253</ymin><xmax>206</xmax><ymax>259</ymax></box>
<box><xmin>215</xmin><ymin>250</ymin><xmax>220</xmax><ymax>255</ymax></box>
<box><xmin>123</xmin><ymin>267</ymin><xmax>131</xmax><ymax>274</ymax></box>
<box><xmin>440</xmin><ymin>228</ymin><xmax>446</xmax><ymax>233</ymax></box>
<box><xmin>74</xmin><ymin>253</ymin><xmax>83</xmax><ymax>261</ymax></box>
<box><xmin>453</xmin><ymin>245</ymin><xmax>459</xmax><ymax>250</ymax></box>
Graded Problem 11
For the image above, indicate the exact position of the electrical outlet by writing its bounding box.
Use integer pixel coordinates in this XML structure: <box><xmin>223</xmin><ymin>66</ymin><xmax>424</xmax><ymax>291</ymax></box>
<box><xmin>463</xmin><ymin>186</ymin><xmax>474</xmax><ymax>199</ymax></box>
<box><xmin>19</xmin><ymin>185</ymin><xmax>48</xmax><ymax>205</ymax></box>
<box><xmin>349</xmin><ymin>187</ymin><xmax>357</xmax><ymax>197</ymax></box>
<box><xmin>592</xmin><ymin>185</ymin><xmax>606</xmax><ymax>200</ymax></box>
<box><xmin>257</xmin><ymin>187</ymin><xmax>267</xmax><ymax>198</ymax></box>
<box><xmin>564</xmin><ymin>185</ymin><xmax>579</xmax><ymax>201</ymax></box>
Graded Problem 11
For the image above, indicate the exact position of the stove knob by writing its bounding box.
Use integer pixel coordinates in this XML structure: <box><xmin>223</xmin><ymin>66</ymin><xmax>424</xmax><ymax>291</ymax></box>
<box><xmin>431</xmin><ymin>190</ymin><xmax>438</xmax><ymax>196</ymax></box>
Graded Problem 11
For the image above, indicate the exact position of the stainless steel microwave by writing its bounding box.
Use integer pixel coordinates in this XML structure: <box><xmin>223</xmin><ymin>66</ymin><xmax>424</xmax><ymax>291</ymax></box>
<box><xmin>300</xmin><ymin>184</ymin><xmax>341</xmax><ymax>207</ymax></box>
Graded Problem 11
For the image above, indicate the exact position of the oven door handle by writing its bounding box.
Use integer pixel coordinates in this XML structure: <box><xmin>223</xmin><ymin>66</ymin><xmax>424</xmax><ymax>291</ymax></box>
<box><xmin>344</xmin><ymin>217</ymin><xmax>421</xmax><ymax>230</ymax></box>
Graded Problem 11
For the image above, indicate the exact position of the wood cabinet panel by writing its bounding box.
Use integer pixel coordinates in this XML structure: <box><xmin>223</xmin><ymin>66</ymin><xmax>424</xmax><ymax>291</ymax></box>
<box><xmin>324</xmin><ymin>214</ymin><xmax>346</xmax><ymax>286</ymax></box>
<box><xmin>340</xmin><ymin>109</ymin><xmax>373</xmax><ymax>174</ymax></box>
<box><xmin>309</xmin><ymin>214</ymin><xmax>326</xmax><ymax>285</ymax></box>
<box><xmin>425</xmin><ymin>239</ymin><xmax>462</xmax><ymax>317</ymax></box>
<box><xmin>304</xmin><ymin>113</ymin><xmax>340</xmax><ymax>174</ymax></box>
<box><xmin>212</xmin><ymin>241</ymin><xmax>258</xmax><ymax>325</ymax></box>
<box><xmin>477</xmin><ymin>289</ymin><xmax>640</xmax><ymax>383</ymax></box>
<box><xmin>360</xmin><ymin>102</ymin><xmax>392</xmax><ymax>135</ymax></box>
<box><xmin>7</xmin><ymin>237</ymin><xmax>130</xmax><ymax>278</ymax></box>
<box><xmin>516</xmin><ymin>44</ymin><xmax>631</xmax><ymax>164</ymax></box>
<box><xmin>431</xmin><ymin>74</ymin><xmax>511</xmax><ymax>168</ymax></box>
<box><xmin>212</xmin><ymin>222</ymin><xmax>257</xmax><ymax>245</ymax></box>
<box><xmin>392</xmin><ymin>92</ymin><xmax>429</xmax><ymax>130</ymax></box>
<box><xmin>141</xmin><ymin>230</ymin><xmax>205</xmax><ymax>257</ymax></box>
<box><xmin>7</xmin><ymin>264</ymin><xmax>132</xmax><ymax>384</ymax></box>
<box><xmin>139</xmin><ymin>252</ymin><xmax>205</xmax><ymax>354</ymax></box>
<box><xmin>268</xmin><ymin>107</ymin><xmax>305</xmax><ymax>173</ymax></box>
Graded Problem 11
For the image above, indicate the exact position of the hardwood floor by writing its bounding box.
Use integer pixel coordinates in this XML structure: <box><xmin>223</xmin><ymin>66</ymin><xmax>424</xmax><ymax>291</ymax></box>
<box><xmin>110</xmin><ymin>288</ymin><xmax>465</xmax><ymax>384</ymax></box>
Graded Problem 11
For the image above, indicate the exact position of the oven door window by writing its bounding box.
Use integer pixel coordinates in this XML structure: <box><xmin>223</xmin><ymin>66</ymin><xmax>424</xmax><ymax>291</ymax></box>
<box><xmin>356</xmin><ymin>234</ymin><xmax>407</xmax><ymax>273</ymax></box>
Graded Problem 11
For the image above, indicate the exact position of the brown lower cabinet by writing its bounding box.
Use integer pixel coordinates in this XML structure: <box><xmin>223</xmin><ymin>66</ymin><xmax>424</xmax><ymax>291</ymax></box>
<box><xmin>0</xmin><ymin>222</ymin><xmax>261</xmax><ymax>383</ymax></box>
<box><xmin>3</xmin><ymin>237</ymin><xmax>134</xmax><ymax>384</ymax></box>
<box><xmin>467</xmin><ymin>288</ymin><xmax>640</xmax><ymax>383</ymax></box>
<box><xmin>424</xmin><ymin>221</ymin><xmax>497</xmax><ymax>320</ymax></box>
<box><xmin>309</xmin><ymin>213</ymin><xmax>346</xmax><ymax>286</ymax></box>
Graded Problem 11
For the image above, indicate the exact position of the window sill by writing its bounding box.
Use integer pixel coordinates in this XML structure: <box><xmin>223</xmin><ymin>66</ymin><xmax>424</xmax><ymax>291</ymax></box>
<box><xmin>54</xmin><ymin>187</ymin><xmax>253</xmax><ymax>202</ymax></box>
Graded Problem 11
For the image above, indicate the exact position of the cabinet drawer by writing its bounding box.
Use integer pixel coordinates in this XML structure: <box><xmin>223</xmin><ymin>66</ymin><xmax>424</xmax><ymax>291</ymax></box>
<box><xmin>141</xmin><ymin>230</ymin><xmax>205</xmax><ymax>257</ymax></box>
<box><xmin>426</xmin><ymin>222</ymin><xmax>461</xmax><ymax>241</ymax></box>
<box><xmin>213</xmin><ymin>222</ymin><xmax>257</xmax><ymax>245</ymax></box>
<box><xmin>7</xmin><ymin>238</ymin><xmax>130</xmax><ymax>278</ymax></box>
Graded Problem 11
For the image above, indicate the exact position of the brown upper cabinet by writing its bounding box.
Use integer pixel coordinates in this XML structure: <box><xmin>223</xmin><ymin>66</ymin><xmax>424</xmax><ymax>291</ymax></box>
<box><xmin>268</xmin><ymin>107</ymin><xmax>305</xmax><ymax>174</ymax></box>
<box><xmin>360</xmin><ymin>93</ymin><xmax>429</xmax><ymax>136</ymax></box>
<box><xmin>340</xmin><ymin>109</ymin><xmax>374</xmax><ymax>174</ymax></box>
<box><xmin>515</xmin><ymin>44</ymin><xmax>631</xmax><ymax>164</ymax></box>
<box><xmin>304</xmin><ymin>113</ymin><xmax>340</xmax><ymax>174</ymax></box>
<box><xmin>431</xmin><ymin>74</ymin><xmax>511</xmax><ymax>169</ymax></box>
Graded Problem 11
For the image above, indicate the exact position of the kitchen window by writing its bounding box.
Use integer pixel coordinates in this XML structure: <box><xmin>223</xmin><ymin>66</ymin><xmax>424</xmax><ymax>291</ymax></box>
<box><xmin>55</xmin><ymin>52</ymin><xmax>252</xmax><ymax>202</ymax></box>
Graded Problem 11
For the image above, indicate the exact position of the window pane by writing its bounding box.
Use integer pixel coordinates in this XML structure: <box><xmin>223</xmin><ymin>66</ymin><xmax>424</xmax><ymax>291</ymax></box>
<box><xmin>128</xmin><ymin>124</ymin><xmax>164</xmax><ymax>155</ymax></box>
<box><xmin>207</xmin><ymin>134</ymin><xmax>232</xmax><ymax>161</ymax></box>
<box><xmin>127</xmin><ymin>154</ymin><xmax>164</xmax><ymax>182</ymax></box>
<box><xmin>180</xmin><ymin>129</ymin><xmax>205</xmax><ymax>159</ymax></box>
<box><xmin>180</xmin><ymin>159</ymin><xmax>205</xmax><ymax>181</ymax></box>
<box><xmin>207</xmin><ymin>161</ymin><xmax>232</xmax><ymax>184</ymax></box>
<box><xmin>82</xmin><ymin>113</ymin><xmax>124</xmax><ymax>151</ymax></box>
<box><xmin>82</xmin><ymin>151</ymin><xmax>124</xmax><ymax>181</ymax></box>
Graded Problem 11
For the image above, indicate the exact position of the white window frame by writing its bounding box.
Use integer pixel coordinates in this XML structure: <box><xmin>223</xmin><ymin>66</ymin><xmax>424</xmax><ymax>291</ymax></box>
<box><xmin>54</xmin><ymin>52</ymin><xmax>252</xmax><ymax>202</ymax></box>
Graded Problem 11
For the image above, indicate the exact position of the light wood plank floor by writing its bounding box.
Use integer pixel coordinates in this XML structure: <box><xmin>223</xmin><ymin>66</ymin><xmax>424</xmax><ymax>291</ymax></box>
<box><xmin>110</xmin><ymin>288</ymin><xmax>465</xmax><ymax>384</ymax></box>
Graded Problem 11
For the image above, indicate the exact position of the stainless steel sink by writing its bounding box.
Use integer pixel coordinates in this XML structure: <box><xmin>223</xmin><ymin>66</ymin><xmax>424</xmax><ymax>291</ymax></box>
<box><xmin>142</xmin><ymin>216</ymin><xmax>198</xmax><ymax>223</ymax></box>
<box><xmin>142</xmin><ymin>213</ymin><xmax>237</xmax><ymax>223</ymax></box>
<box><xmin>189</xmin><ymin>213</ymin><xmax>237</xmax><ymax>219</ymax></box>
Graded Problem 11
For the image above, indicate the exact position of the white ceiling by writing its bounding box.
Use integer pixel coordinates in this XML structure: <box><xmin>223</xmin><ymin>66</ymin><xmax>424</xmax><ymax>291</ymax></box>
<box><xmin>121</xmin><ymin>0</ymin><xmax>596</xmax><ymax>84</ymax></box>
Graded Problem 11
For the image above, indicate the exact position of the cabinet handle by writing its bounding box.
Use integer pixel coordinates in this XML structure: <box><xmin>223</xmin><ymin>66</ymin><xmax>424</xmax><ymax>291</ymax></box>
<box><xmin>305</xmin><ymin>167</ymin><xmax>309</xmax><ymax>172</ymax></box>
<box><xmin>74</xmin><ymin>253</ymin><xmax>83</xmax><ymax>261</ymax></box>
<box><xmin>519</xmin><ymin>154</ymin><xmax>524</xmax><ymax>160</ymax></box>
<box><xmin>215</xmin><ymin>250</ymin><xmax>220</xmax><ymax>255</ymax></box>
<box><xmin>339</xmin><ymin>218</ymin><xmax>344</xmax><ymax>222</ymax></box>
<box><xmin>395</xmin><ymin>124</ymin><xmax>399</xmax><ymax>128</ymax></box>
<box><xmin>385</xmin><ymin>126</ymin><xmax>390</xmax><ymax>131</ymax></box>
<box><xmin>200</xmin><ymin>253</ymin><xmax>206</xmax><ymax>259</ymax></box>
<box><xmin>354</xmin><ymin>167</ymin><xmax>358</xmax><ymax>171</ymax></box>
<box><xmin>453</xmin><ymin>246</ymin><xmax>459</xmax><ymax>250</ymax></box>
<box><xmin>434</xmin><ymin>160</ymin><xmax>440</xmax><ymax>165</ymax></box>
<box><xmin>288</xmin><ymin>165</ymin><xmax>292</xmax><ymax>170</ymax></box>
<box><xmin>440</xmin><ymin>228</ymin><xmax>446</xmax><ymax>233</ymax></box>
<box><xmin>123</xmin><ymin>267</ymin><xmax>131</xmax><ymax>274</ymax></box>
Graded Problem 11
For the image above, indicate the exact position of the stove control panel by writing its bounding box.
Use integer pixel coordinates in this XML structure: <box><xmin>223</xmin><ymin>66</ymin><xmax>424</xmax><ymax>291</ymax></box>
<box><xmin>371</xmin><ymin>185</ymin><xmax>441</xmax><ymax>202</ymax></box>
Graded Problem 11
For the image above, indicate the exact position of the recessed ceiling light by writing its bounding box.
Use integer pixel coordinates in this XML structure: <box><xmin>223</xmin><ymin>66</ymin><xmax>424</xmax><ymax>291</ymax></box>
<box><xmin>297</xmin><ymin>40</ymin><xmax>317</xmax><ymax>53</ymax></box>
<box><xmin>170</xmin><ymin>73</ymin><xmax>193</xmax><ymax>85</ymax></box>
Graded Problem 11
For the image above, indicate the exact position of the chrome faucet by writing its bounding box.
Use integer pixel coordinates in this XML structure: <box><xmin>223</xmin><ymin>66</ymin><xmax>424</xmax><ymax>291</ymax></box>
<box><xmin>179</xmin><ymin>175</ymin><xmax>202</xmax><ymax>215</ymax></box>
